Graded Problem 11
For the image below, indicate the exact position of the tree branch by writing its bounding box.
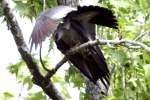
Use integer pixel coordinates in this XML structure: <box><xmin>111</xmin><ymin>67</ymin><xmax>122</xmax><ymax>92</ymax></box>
<box><xmin>70</xmin><ymin>39</ymin><xmax>150</xmax><ymax>53</ymax></box>
<box><xmin>1</xmin><ymin>0</ymin><xmax>64</xmax><ymax>100</ymax></box>
<box><xmin>46</xmin><ymin>38</ymin><xmax>150</xmax><ymax>79</ymax></box>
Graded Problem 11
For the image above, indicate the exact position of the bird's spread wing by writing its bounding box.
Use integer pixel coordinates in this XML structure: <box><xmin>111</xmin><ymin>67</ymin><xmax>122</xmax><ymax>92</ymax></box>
<box><xmin>30</xmin><ymin>17</ymin><xmax>59</xmax><ymax>50</ymax></box>
<box><xmin>65</xmin><ymin>6</ymin><xmax>118</xmax><ymax>29</ymax></box>
<box><xmin>30</xmin><ymin>6</ymin><xmax>76</xmax><ymax>50</ymax></box>
<box><xmin>30</xmin><ymin>5</ymin><xmax>118</xmax><ymax>50</ymax></box>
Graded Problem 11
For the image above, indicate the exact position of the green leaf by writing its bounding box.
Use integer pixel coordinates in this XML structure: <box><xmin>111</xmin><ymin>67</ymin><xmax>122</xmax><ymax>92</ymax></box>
<box><xmin>3</xmin><ymin>92</ymin><xmax>14</xmax><ymax>99</ymax></box>
<box><xmin>128</xmin><ymin>78</ymin><xmax>137</xmax><ymax>88</ymax></box>
<box><xmin>25</xmin><ymin>91</ymin><xmax>46</xmax><ymax>100</ymax></box>
<box><xmin>23</xmin><ymin>76</ymin><xmax>33</xmax><ymax>90</ymax></box>
<box><xmin>65</xmin><ymin>66</ymin><xmax>85</xmax><ymax>89</ymax></box>
<box><xmin>61</xmin><ymin>87</ymin><xmax>71</xmax><ymax>99</ymax></box>
<box><xmin>7</xmin><ymin>60</ymin><xmax>25</xmax><ymax>77</ymax></box>
<box><xmin>143</xmin><ymin>64</ymin><xmax>150</xmax><ymax>78</ymax></box>
<box><xmin>111</xmin><ymin>49</ymin><xmax>128</xmax><ymax>65</ymax></box>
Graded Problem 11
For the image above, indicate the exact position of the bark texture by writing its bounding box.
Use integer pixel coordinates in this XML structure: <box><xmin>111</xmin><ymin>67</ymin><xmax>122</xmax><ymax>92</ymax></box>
<box><xmin>57</xmin><ymin>0</ymin><xmax>79</xmax><ymax>6</ymax></box>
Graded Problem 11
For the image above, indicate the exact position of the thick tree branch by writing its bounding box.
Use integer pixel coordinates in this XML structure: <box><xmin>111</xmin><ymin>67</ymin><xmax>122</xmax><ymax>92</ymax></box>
<box><xmin>1</xmin><ymin>0</ymin><xmax>64</xmax><ymax>100</ymax></box>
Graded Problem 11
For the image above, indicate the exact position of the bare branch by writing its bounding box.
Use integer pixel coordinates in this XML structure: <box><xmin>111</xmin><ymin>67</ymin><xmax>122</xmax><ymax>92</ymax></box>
<box><xmin>70</xmin><ymin>39</ymin><xmax>150</xmax><ymax>53</ymax></box>
<box><xmin>46</xmin><ymin>38</ymin><xmax>150</xmax><ymax>79</ymax></box>
<box><xmin>1</xmin><ymin>0</ymin><xmax>64</xmax><ymax>99</ymax></box>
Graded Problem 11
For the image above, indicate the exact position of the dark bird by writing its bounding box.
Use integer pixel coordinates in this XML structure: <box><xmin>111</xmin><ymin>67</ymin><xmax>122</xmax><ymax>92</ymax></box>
<box><xmin>30</xmin><ymin>5</ymin><xmax>118</xmax><ymax>88</ymax></box>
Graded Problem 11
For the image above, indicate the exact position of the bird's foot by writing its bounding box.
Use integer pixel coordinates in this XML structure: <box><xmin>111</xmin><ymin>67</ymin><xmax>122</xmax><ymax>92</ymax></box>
<box><xmin>65</xmin><ymin>41</ymin><xmax>81</xmax><ymax>55</ymax></box>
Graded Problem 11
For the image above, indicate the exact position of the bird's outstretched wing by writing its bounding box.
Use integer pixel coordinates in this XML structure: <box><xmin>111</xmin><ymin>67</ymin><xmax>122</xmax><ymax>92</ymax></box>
<box><xmin>30</xmin><ymin>6</ymin><xmax>76</xmax><ymax>50</ymax></box>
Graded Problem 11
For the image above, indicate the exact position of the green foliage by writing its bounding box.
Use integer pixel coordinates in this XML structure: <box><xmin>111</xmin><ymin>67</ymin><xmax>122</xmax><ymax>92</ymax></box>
<box><xmin>13</xmin><ymin>0</ymin><xmax>57</xmax><ymax>20</ymax></box>
<box><xmin>52</xmin><ymin>75</ymin><xmax>71</xmax><ymax>98</ymax></box>
<box><xmin>7</xmin><ymin>60</ymin><xmax>33</xmax><ymax>90</ymax></box>
<box><xmin>7</xmin><ymin>60</ymin><xmax>25</xmax><ymax>76</ymax></box>
<box><xmin>98</xmin><ymin>0</ymin><xmax>150</xmax><ymax>99</ymax></box>
<box><xmin>2</xmin><ymin>92</ymin><xmax>14</xmax><ymax>100</ymax></box>
<box><xmin>65</xmin><ymin>63</ymin><xmax>85</xmax><ymax>89</ymax></box>
<box><xmin>65</xmin><ymin>64</ymin><xmax>86</xmax><ymax>98</ymax></box>
<box><xmin>24</xmin><ymin>91</ymin><xmax>46</xmax><ymax>100</ymax></box>
<box><xmin>5</xmin><ymin>56</ymin><xmax>72</xmax><ymax>99</ymax></box>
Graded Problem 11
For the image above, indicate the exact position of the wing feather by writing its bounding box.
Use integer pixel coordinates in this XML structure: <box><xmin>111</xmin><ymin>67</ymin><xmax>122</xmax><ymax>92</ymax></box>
<box><xmin>65</xmin><ymin>6</ymin><xmax>118</xmax><ymax>29</ymax></box>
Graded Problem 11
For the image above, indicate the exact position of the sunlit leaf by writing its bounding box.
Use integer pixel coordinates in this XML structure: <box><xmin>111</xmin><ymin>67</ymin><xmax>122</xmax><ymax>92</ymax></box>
<box><xmin>143</xmin><ymin>64</ymin><xmax>150</xmax><ymax>77</ymax></box>
<box><xmin>3</xmin><ymin>92</ymin><xmax>14</xmax><ymax>99</ymax></box>
<box><xmin>25</xmin><ymin>91</ymin><xmax>46</xmax><ymax>100</ymax></box>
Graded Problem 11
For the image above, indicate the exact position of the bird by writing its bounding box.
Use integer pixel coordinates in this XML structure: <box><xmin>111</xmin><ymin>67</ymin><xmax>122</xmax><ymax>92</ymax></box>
<box><xmin>30</xmin><ymin>5</ymin><xmax>118</xmax><ymax>89</ymax></box>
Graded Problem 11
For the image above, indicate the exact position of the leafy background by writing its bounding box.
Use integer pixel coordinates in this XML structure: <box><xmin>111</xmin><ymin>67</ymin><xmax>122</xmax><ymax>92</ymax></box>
<box><xmin>0</xmin><ymin>0</ymin><xmax>150</xmax><ymax>99</ymax></box>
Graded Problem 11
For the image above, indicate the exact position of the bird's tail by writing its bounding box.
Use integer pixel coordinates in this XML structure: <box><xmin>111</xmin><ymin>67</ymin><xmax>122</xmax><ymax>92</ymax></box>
<box><xmin>69</xmin><ymin>45</ymin><xmax>110</xmax><ymax>89</ymax></box>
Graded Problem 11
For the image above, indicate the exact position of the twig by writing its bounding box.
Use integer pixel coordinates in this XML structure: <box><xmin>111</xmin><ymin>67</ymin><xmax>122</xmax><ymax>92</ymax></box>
<box><xmin>134</xmin><ymin>30</ymin><xmax>150</xmax><ymax>41</ymax></box>
<box><xmin>1</xmin><ymin>1</ymin><xmax>64</xmax><ymax>99</ymax></box>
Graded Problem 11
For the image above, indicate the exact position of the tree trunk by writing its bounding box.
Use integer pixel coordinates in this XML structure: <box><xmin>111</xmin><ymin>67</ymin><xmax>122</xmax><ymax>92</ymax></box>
<box><xmin>85</xmin><ymin>80</ymin><xmax>104</xmax><ymax>100</ymax></box>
